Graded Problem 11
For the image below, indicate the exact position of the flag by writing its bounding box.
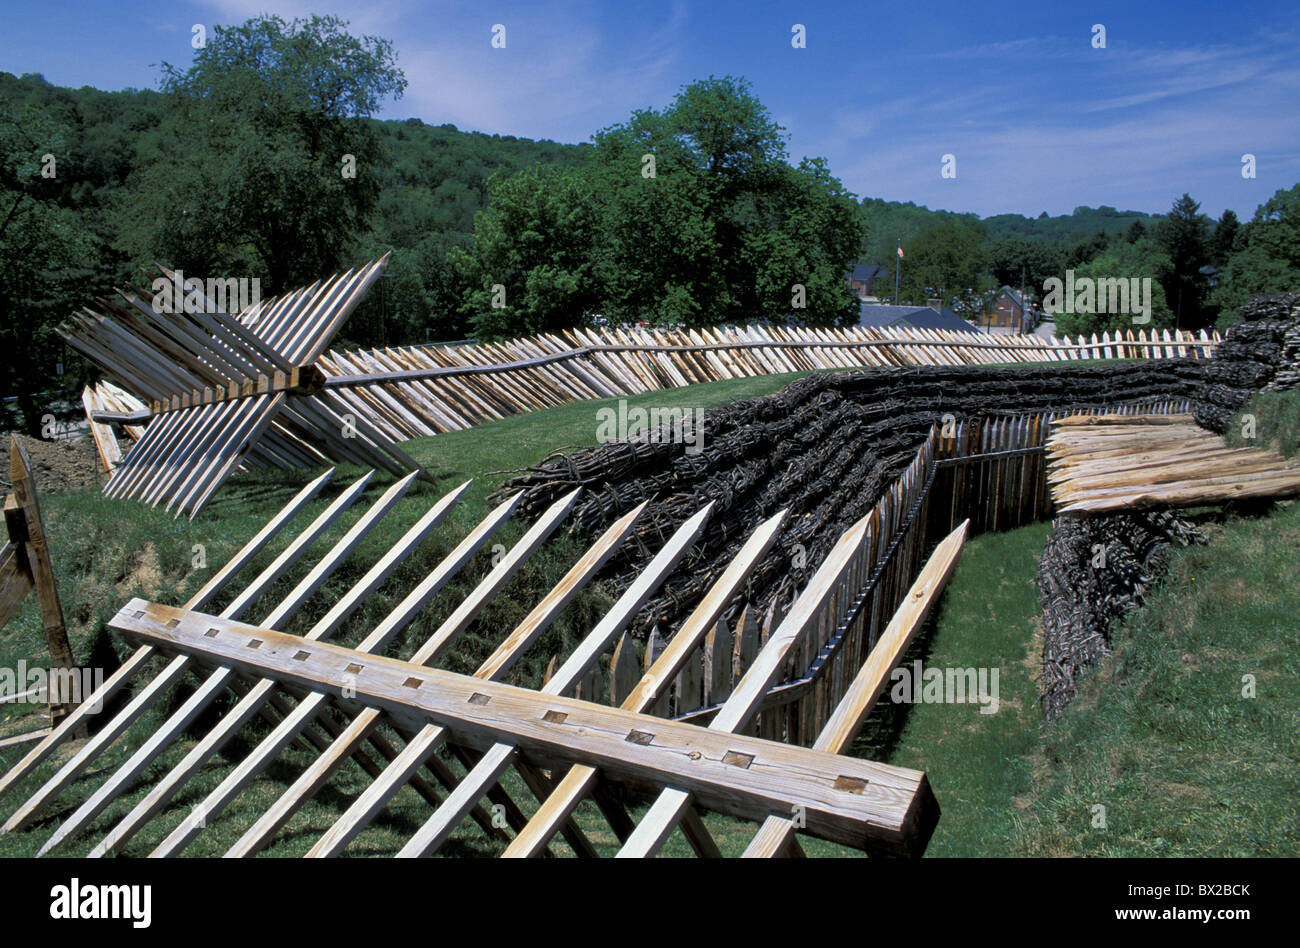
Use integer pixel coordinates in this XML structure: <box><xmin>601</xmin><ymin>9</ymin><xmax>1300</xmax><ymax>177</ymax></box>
<box><xmin>897</xmin><ymin>245</ymin><xmax>904</xmax><ymax>259</ymax></box>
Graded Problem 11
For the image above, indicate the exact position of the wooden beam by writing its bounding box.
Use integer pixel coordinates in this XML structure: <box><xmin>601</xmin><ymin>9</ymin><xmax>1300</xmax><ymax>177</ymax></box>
<box><xmin>213</xmin><ymin>489</ymin><xmax>564</xmax><ymax>858</ymax></box>
<box><xmin>8</xmin><ymin>436</ymin><xmax>76</xmax><ymax>720</ymax></box>
<box><xmin>33</xmin><ymin>472</ymin><xmax>405</xmax><ymax>855</ymax></box>
<box><xmin>304</xmin><ymin>501</ymin><xmax>647</xmax><ymax>857</ymax></box>
<box><xmin>3</xmin><ymin>472</ymin><xmax>369</xmax><ymax>838</ymax></box>
<box><xmin>87</xmin><ymin>479</ymin><xmax>472</xmax><ymax>857</ymax></box>
<box><xmin>0</xmin><ymin>469</ymin><xmax>333</xmax><ymax>807</ymax></box>
<box><xmin>616</xmin><ymin>511</ymin><xmax>875</xmax><ymax>857</ymax></box>
<box><xmin>392</xmin><ymin>503</ymin><xmax>715</xmax><ymax>858</ymax></box>
<box><xmin>0</xmin><ymin>540</ymin><xmax>34</xmax><ymax>631</ymax></box>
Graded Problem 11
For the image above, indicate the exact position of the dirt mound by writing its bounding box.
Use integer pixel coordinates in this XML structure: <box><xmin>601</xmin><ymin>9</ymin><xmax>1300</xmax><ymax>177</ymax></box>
<box><xmin>1</xmin><ymin>433</ymin><xmax>104</xmax><ymax>494</ymax></box>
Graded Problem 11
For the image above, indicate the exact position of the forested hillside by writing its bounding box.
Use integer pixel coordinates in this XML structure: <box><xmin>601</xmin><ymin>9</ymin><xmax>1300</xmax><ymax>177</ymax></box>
<box><xmin>859</xmin><ymin>198</ymin><xmax>1159</xmax><ymax>266</ymax></box>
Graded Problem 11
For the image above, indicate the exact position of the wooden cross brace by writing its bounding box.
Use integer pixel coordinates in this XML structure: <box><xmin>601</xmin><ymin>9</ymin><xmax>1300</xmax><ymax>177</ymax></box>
<box><xmin>111</xmin><ymin>598</ymin><xmax>939</xmax><ymax>857</ymax></box>
<box><xmin>89</xmin><ymin>366</ymin><xmax>329</xmax><ymax>423</ymax></box>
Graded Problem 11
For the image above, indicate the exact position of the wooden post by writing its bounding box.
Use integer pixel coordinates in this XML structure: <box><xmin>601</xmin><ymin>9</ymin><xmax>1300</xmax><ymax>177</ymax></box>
<box><xmin>7</xmin><ymin>436</ymin><xmax>78</xmax><ymax>724</ymax></box>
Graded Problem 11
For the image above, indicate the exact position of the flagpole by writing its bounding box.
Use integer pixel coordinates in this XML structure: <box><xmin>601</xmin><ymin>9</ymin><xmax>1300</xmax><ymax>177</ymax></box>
<box><xmin>894</xmin><ymin>239</ymin><xmax>901</xmax><ymax>305</ymax></box>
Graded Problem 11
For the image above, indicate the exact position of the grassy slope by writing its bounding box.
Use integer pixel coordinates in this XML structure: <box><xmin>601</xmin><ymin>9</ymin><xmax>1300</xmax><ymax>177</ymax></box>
<box><xmin>876</xmin><ymin>505</ymin><xmax>1299</xmax><ymax>857</ymax></box>
<box><xmin>1014</xmin><ymin>502</ymin><xmax>1300</xmax><ymax>856</ymax></box>
<box><xmin>1225</xmin><ymin>389</ymin><xmax>1300</xmax><ymax>458</ymax></box>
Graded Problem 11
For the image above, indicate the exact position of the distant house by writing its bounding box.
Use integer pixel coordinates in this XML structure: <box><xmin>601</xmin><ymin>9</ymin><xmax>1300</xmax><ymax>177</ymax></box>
<box><xmin>990</xmin><ymin>287</ymin><xmax>1034</xmax><ymax>331</ymax></box>
<box><xmin>846</xmin><ymin>263</ymin><xmax>888</xmax><ymax>300</ymax></box>
<box><xmin>858</xmin><ymin>301</ymin><xmax>981</xmax><ymax>334</ymax></box>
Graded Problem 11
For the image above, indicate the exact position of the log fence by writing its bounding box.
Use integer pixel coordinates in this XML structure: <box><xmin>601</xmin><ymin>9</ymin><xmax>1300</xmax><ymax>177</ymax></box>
<box><xmin>3</xmin><ymin>383</ymin><xmax>1247</xmax><ymax>858</ymax></box>
<box><xmin>0</xmin><ymin>464</ymin><xmax>953</xmax><ymax>857</ymax></box>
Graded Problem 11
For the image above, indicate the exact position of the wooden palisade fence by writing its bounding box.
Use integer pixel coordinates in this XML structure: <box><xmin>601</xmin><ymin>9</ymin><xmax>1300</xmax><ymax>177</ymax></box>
<box><xmin>0</xmin><ymin>391</ymin><xmax>1225</xmax><ymax>858</ymax></box>
<box><xmin>310</xmin><ymin>323</ymin><xmax>1219</xmax><ymax>443</ymax></box>
<box><xmin>0</xmin><ymin>464</ymin><xmax>958</xmax><ymax>857</ymax></box>
<box><xmin>559</xmin><ymin>395</ymin><xmax>1196</xmax><ymax>748</ymax></box>
<box><xmin>69</xmin><ymin>253</ymin><xmax>1220</xmax><ymax>517</ymax></box>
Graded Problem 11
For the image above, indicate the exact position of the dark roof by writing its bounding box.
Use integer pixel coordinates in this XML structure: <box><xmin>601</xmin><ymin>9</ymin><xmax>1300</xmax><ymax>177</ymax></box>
<box><xmin>857</xmin><ymin>304</ymin><xmax>928</xmax><ymax>327</ymax></box>
<box><xmin>848</xmin><ymin>263</ymin><xmax>888</xmax><ymax>282</ymax></box>
<box><xmin>997</xmin><ymin>286</ymin><xmax>1026</xmax><ymax>308</ymax></box>
<box><xmin>858</xmin><ymin>303</ymin><xmax>981</xmax><ymax>335</ymax></box>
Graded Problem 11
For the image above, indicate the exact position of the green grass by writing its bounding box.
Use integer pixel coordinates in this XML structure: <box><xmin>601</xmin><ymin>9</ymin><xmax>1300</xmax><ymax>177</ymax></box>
<box><xmin>1225</xmin><ymin>388</ymin><xmax>1300</xmax><ymax>458</ymax></box>
<box><xmin>1012</xmin><ymin>502</ymin><xmax>1300</xmax><ymax>856</ymax></box>
<box><xmin>859</xmin><ymin>522</ymin><xmax>1053</xmax><ymax>856</ymax></box>
<box><xmin>869</xmin><ymin>505</ymin><xmax>1300</xmax><ymax>857</ymax></box>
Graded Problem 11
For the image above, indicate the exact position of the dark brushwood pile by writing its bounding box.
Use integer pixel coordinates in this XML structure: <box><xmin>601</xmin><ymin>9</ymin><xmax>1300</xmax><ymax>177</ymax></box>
<box><xmin>495</xmin><ymin>359</ymin><xmax>1205</xmax><ymax>636</ymax></box>
<box><xmin>1194</xmin><ymin>291</ymin><xmax>1300</xmax><ymax>431</ymax></box>
<box><xmin>1264</xmin><ymin>292</ymin><xmax>1300</xmax><ymax>392</ymax></box>
<box><xmin>1037</xmin><ymin>510</ymin><xmax>1205</xmax><ymax>720</ymax></box>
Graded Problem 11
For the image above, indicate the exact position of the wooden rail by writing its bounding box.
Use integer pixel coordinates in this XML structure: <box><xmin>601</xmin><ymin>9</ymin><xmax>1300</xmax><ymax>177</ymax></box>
<box><xmin>310</xmin><ymin>324</ymin><xmax>1219</xmax><ymax>443</ymax></box>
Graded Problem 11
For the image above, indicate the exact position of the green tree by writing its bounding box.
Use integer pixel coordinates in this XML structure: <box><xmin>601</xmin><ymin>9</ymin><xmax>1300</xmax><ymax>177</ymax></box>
<box><xmin>0</xmin><ymin>100</ymin><xmax>97</xmax><ymax>434</ymax></box>
<box><xmin>593</xmin><ymin>76</ymin><xmax>862</xmax><ymax>327</ymax></box>
<box><xmin>116</xmin><ymin>14</ymin><xmax>406</xmax><ymax>292</ymax></box>
<box><xmin>1155</xmin><ymin>193</ymin><xmax>1211</xmax><ymax>328</ymax></box>
<box><xmin>986</xmin><ymin>235</ymin><xmax>1065</xmax><ymax>300</ymax></box>
<box><xmin>452</xmin><ymin>166</ymin><xmax>605</xmax><ymax>338</ymax></box>
<box><xmin>1065</xmin><ymin>230</ymin><xmax>1111</xmax><ymax>268</ymax></box>
<box><xmin>1051</xmin><ymin>238</ymin><xmax>1174</xmax><ymax>338</ymax></box>
<box><xmin>1213</xmin><ymin>184</ymin><xmax>1300</xmax><ymax>324</ymax></box>
<box><xmin>1210</xmin><ymin>208</ymin><xmax>1241</xmax><ymax>266</ymax></box>
<box><xmin>457</xmin><ymin>77</ymin><xmax>864</xmax><ymax>335</ymax></box>
<box><xmin>896</xmin><ymin>221</ymin><xmax>989</xmax><ymax>311</ymax></box>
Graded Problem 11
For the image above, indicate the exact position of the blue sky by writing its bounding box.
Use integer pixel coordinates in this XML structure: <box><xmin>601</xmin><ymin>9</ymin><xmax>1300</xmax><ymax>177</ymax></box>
<box><xmin>2</xmin><ymin>0</ymin><xmax>1297</xmax><ymax>219</ymax></box>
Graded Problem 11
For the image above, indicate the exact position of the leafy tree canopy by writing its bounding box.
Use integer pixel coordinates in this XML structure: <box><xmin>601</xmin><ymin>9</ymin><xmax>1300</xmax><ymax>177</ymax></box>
<box><xmin>116</xmin><ymin>14</ymin><xmax>406</xmax><ymax>291</ymax></box>
<box><xmin>895</xmin><ymin>220</ymin><xmax>989</xmax><ymax>312</ymax></box>
<box><xmin>1052</xmin><ymin>238</ymin><xmax>1175</xmax><ymax>337</ymax></box>
<box><xmin>455</xmin><ymin>77</ymin><xmax>865</xmax><ymax>334</ymax></box>
<box><xmin>1213</xmin><ymin>184</ymin><xmax>1300</xmax><ymax>324</ymax></box>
